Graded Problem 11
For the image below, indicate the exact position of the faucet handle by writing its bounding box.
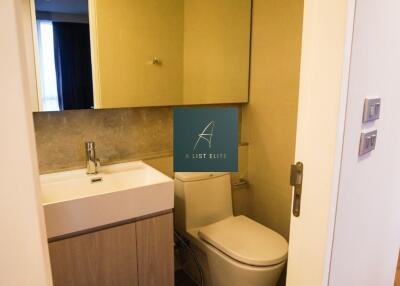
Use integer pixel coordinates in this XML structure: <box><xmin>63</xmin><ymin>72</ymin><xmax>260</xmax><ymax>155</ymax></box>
<box><xmin>85</xmin><ymin>141</ymin><xmax>95</xmax><ymax>150</ymax></box>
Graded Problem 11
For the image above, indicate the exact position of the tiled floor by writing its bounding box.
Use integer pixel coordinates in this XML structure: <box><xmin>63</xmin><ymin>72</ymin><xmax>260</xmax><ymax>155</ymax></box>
<box><xmin>175</xmin><ymin>270</ymin><xmax>197</xmax><ymax>286</ymax></box>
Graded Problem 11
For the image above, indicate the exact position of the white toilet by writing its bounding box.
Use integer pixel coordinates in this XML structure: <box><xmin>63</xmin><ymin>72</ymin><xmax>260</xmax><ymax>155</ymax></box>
<box><xmin>174</xmin><ymin>172</ymin><xmax>288</xmax><ymax>286</ymax></box>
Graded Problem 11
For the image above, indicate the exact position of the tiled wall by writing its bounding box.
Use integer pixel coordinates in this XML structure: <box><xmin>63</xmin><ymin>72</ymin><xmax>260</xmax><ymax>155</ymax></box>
<box><xmin>33</xmin><ymin>105</ymin><xmax>242</xmax><ymax>174</ymax></box>
<box><xmin>33</xmin><ymin>107</ymin><xmax>173</xmax><ymax>173</ymax></box>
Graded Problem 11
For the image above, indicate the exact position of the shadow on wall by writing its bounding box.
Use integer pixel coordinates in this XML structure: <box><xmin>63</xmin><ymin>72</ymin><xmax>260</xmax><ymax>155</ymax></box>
<box><xmin>241</xmin><ymin>0</ymin><xmax>304</xmax><ymax>240</ymax></box>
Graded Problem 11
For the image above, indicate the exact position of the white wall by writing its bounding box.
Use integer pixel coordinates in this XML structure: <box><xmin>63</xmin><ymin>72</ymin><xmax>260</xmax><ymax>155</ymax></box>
<box><xmin>0</xmin><ymin>0</ymin><xmax>53</xmax><ymax>285</ymax></box>
<box><xmin>329</xmin><ymin>0</ymin><xmax>400</xmax><ymax>285</ymax></box>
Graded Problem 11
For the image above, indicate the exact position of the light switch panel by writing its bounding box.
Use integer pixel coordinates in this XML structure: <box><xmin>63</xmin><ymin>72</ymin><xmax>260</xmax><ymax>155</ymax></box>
<box><xmin>359</xmin><ymin>130</ymin><xmax>378</xmax><ymax>156</ymax></box>
<box><xmin>363</xmin><ymin>98</ymin><xmax>381</xmax><ymax>123</ymax></box>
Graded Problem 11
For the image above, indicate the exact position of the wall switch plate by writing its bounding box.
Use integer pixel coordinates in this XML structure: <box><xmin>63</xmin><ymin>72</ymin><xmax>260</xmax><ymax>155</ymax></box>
<box><xmin>359</xmin><ymin>130</ymin><xmax>378</xmax><ymax>156</ymax></box>
<box><xmin>363</xmin><ymin>98</ymin><xmax>381</xmax><ymax>123</ymax></box>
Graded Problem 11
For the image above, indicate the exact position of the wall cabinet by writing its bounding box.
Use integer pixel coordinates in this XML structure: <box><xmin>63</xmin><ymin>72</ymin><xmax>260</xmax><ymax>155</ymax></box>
<box><xmin>48</xmin><ymin>212</ymin><xmax>174</xmax><ymax>286</ymax></box>
<box><xmin>89</xmin><ymin>0</ymin><xmax>251</xmax><ymax>108</ymax></box>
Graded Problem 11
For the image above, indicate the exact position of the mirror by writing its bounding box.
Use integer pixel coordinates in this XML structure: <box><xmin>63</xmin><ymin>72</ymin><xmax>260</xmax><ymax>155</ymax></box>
<box><xmin>32</xmin><ymin>0</ymin><xmax>251</xmax><ymax>111</ymax></box>
<box><xmin>34</xmin><ymin>0</ymin><xmax>93</xmax><ymax>111</ymax></box>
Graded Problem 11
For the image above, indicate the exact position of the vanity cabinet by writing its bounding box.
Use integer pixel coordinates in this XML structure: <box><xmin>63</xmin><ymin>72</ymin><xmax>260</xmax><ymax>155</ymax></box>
<box><xmin>48</xmin><ymin>212</ymin><xmax>174</xmax><ymax>286</ymax></box>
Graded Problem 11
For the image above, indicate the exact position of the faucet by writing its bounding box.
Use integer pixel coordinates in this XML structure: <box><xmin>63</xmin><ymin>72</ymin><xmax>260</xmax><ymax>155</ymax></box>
<box><xmin>85</xmin><ymin>141</ymin><xmax>100</xmax><ymax>174</ymax></box>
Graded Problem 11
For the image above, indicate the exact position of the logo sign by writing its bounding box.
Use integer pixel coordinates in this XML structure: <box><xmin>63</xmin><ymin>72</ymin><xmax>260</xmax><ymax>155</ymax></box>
<box><xmin>174</xmin><ymin>107</ymin><xmax>238</xmax><ymax>172</ymax></box>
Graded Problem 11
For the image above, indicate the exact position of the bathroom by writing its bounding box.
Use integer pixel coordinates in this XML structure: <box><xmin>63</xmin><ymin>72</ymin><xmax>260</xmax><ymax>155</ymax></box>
<box><xmin>2</xmin><ymin>0</ymin><xmax>400</xmax><ymax>286</ymax></box>
<box><xmin>30</xmin><ymin>0</ymin><xmax>302</xmax><ymax>285</ymax></box>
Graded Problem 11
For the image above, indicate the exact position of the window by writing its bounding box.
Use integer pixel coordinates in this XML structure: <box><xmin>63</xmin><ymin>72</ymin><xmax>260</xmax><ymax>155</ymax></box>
<box><xmin>36</xmin><ymin>20</ymin><xmax>59</xmax><ymax>111</ymax></box>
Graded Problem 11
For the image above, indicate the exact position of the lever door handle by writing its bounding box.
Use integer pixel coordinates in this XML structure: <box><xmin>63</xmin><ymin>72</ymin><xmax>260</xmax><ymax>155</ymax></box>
<box><xmin>290</xmin><ymin>162</ymin><xmax>304</xmax><ymax>217</ymax></box>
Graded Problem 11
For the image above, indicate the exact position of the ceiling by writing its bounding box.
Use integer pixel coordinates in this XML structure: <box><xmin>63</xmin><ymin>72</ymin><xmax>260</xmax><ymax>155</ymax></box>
<box><xmin>35</xmin><ymin>0</ymin><xmax>88</xmax><ymax>14</ymax></box>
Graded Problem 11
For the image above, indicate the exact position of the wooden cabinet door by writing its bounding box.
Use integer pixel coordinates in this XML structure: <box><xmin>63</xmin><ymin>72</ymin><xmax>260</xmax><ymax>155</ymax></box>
<box><xmin>49</xmin><ymin>222</ymin><xmax>138</xmax><ymax>286</ymax></box>
<box><xmin>136</xmin><ymin>213</ymin><xmax>174</xmax><ymax>286</ymax></box>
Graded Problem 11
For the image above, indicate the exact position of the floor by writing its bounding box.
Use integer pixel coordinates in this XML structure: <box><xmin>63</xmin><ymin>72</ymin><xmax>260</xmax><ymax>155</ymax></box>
<box><xmin>175</xmin><ymin>270</ymin><xmax>197</xmax><ymax>286</ymax></box>
<box><xmin>175</xmin><ymin>256</ymin><xmax>400</xmax><ymax>286</ymax></box>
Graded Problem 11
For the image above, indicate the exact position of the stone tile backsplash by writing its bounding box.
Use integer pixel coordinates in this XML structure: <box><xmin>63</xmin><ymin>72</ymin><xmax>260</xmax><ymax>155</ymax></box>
<box><xmin>33</xmin><ymin>107</ymin><xmax>173</xmax><ymax>173</ymax></box>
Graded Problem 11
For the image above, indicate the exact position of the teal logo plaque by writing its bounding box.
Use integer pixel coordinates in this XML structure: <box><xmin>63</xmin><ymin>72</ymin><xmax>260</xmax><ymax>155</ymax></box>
<box><xmin>174</xmin><ymin>107</ymin><xmax>238</xmax><ymax>172</ymax></box>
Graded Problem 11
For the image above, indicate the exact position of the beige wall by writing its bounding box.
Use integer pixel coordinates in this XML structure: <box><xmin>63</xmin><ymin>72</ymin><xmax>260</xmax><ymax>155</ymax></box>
<box><xmin>182</xmin><ymin>0</ymin><xmax>251</xmax><ymax>104</ymax></box>
<box><xmin>93</xmin><ymin>0</ymin><xmax>184</xmax><ymax>108</ymax></box>
<box><xmin>242</xmin><ymin>0</ymin><xmax>304</xmax><ymax>239</ymax></box>
<box><xmin>0</xmin><ymin>0</ymin><xmax>52</xmax><ymax>285</ymax></box>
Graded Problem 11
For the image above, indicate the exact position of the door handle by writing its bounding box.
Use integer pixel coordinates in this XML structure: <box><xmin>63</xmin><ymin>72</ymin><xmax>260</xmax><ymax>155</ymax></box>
<box><xmin>290</xmin><ymin>162</ymin><xmax>304</xmax><ymax>217</ymax></box>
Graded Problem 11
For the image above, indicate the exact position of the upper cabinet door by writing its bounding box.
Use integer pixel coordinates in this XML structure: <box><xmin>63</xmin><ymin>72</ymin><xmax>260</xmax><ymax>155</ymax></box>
<box><xmin>181</xmin><ymin>0</ymin><xmax>252</xmax><ymax>105</ymax></box>
<box><xmin>91</xmin><ymin>0</ymin><xmax>185</xmax><ymax>108</ymax></box>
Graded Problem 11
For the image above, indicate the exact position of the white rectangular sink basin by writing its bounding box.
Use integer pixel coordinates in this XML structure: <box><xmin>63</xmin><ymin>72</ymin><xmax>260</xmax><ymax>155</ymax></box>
<box><xmin>40</xmin><ymin>161</ymin><xmax>174</xmax><ymax>239</ymax></box>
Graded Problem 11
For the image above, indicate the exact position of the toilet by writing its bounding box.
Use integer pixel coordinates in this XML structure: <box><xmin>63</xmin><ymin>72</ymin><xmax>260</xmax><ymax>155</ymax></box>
<box><xmin>174</xmin><ymin>172</ymin><xmax>288</xmax><ymax>286</ymax></box>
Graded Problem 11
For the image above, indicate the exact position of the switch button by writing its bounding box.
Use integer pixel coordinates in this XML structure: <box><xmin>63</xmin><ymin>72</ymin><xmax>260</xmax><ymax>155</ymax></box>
<box><xmin>359</xmin><ymin>130</ymin><xmax>378</xmax><ymax>156</ymax></box>
<box><xmin>363</xmin><ymin>98</ymin><xmax>381</xmax><ymax>123</ymax></box>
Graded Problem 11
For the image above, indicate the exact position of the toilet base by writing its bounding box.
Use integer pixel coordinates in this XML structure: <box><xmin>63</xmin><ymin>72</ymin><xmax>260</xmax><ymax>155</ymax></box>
<box><xmin>178</xmin><ymin>230</ymin><xmax>286</xmax><ymax>286</ymax></box>
<box><xmin>178</xmin><ymin>241</ymin><xmax>213</xmax><ymax>286</ymax></box>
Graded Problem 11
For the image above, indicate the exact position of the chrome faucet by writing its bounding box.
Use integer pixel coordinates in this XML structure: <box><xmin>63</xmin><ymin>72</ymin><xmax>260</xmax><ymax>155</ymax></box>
<box><xmin>85</xmin><ymin>141</ymin><xmax>100</xmax><ymax>174</ymax></box>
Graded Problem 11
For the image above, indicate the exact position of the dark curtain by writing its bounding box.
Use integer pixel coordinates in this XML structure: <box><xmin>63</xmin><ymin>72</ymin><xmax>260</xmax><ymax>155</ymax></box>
<box><xmin>53</xmin><ymin>22</ymin><xmax>93</xmax><ymax>110</ymax></box>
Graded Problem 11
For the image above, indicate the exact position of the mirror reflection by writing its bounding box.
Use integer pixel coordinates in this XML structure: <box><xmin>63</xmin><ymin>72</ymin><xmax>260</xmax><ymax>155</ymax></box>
<box><xmin>35</xmin><ymin>0</ymin><xmax>93</xmax><ymax>111</ymax></box>
<box><xmin>33</xmin><ymin>0</ymin><xmax>251</xmax><ymax>111</ymax></box>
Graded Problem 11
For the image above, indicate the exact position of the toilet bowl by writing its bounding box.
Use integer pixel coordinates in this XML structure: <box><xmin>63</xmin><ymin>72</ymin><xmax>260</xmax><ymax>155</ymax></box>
<box><xmin>174</xmin><ymin>172</ymin><xmax>288</xmax><ymax>286</ymax></box>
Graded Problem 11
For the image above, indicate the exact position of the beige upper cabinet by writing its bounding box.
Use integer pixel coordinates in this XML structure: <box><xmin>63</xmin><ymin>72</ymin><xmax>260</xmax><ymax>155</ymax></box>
<box><xmin>90</xmin><ymin>0</ymin><xmax>185</xmax><ymax>108</ymax></box>
<box><xmin>182</xmin><ymin>0</ymin><xmax>251</xmax><ymax>105</ymax></box>
<box><xmin>31</xmin><ymin>0</ymin><xmax>251</xmax><ymax>111</ymax></box>
<box><xmin>90</xmin><ymin>0</ymin><xmax>251</xmax><ymax>108</ymax></box>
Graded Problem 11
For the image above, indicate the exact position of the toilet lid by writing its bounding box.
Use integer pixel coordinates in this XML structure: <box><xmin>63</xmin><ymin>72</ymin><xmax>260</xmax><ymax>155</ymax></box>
<box><xmin>198</xmin><ymin>216</ymin><xmax>288</xmax><ymax>266</ymax></box>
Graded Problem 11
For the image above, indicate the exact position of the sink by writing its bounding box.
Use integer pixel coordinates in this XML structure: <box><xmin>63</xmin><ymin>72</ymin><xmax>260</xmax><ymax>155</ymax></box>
<box><xmin>40</xmin><ymin>161</ymin><xmax>174</xmax><ymax>239</ymax></box>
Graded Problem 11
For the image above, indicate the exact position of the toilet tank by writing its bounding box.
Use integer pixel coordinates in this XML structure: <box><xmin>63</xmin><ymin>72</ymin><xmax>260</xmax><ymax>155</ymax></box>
<box><xmin>174</xmin><ymin>172</ymin><xmax>233</xmax><ymax>232</ymax></box>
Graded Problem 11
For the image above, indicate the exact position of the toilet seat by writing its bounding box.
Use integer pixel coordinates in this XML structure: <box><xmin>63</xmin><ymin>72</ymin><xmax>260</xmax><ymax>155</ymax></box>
<box><xmin>198</xmin><ymin>216</ymin><xmax>288</xmax><ymax>267</ymax></box>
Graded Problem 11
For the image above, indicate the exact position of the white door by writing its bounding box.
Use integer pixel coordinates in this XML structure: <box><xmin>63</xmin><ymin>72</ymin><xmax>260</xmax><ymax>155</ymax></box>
<box><xmin>286</xmin><ymin>0</ymin><xmax>400</xmax><ymax>285</ymax></box>
<box><xmin>285</xmin><ymin>0</ymin><xmax>355</xmax><ymax>284</ymax></box>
